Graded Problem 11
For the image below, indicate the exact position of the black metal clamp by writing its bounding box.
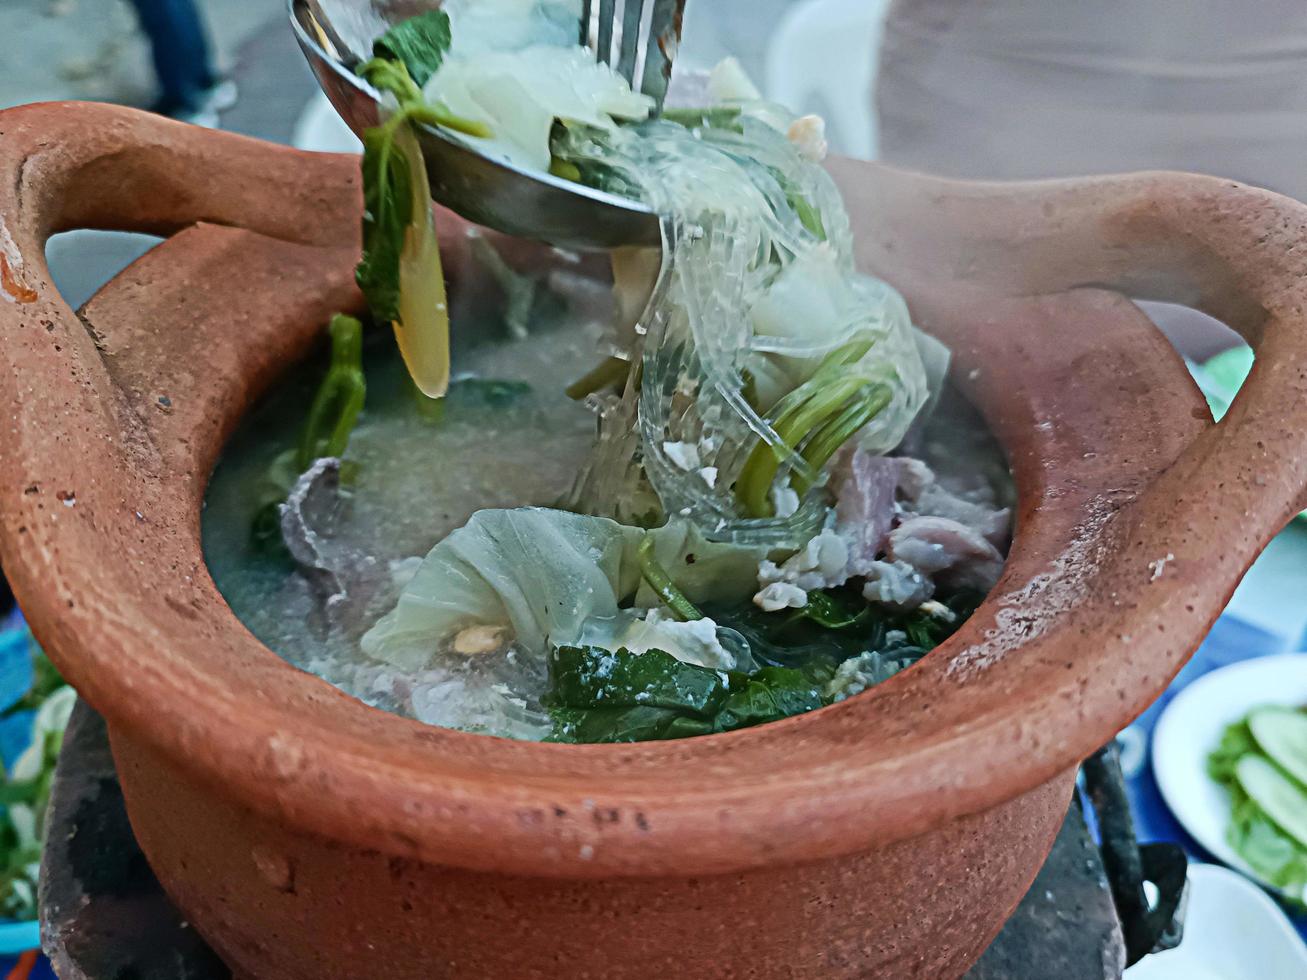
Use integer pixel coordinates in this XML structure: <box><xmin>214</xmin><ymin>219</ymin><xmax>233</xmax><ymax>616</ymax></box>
<box><xmin>1080</xmin><ymin>741</ymin><xmax>1189</xmax><ymax>967</ymax></box>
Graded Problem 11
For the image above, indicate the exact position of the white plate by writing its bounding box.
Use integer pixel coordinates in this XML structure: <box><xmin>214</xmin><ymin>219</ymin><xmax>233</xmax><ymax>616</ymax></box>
<box><xmin>1152</xmin><ymin>652</ymin><xmax>1307</xmax><ymax>902</ymax></box>
<box><xmin>1124</xmin><ymin>863</ymin><xmax>1307</xmax><ymax>979</ymax></box>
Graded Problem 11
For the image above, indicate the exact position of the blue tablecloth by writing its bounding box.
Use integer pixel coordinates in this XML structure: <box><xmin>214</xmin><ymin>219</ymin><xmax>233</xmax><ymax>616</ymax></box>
<box><xmin>1119</xmin><ymin>612</ymin><xmax>1307</xmax><ymax>943</ymax></box>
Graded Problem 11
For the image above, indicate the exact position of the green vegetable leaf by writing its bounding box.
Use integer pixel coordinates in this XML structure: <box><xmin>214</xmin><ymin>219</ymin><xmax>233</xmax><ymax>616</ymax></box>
<box><xmin>712</xmin><ymin>665</ymin><xmax>828</xmax><ymax>731</ymax></box>
<box><xmin>546</xmin><ymin>645</ymin><xmax>728</xmax><ymax>715</ymax></box>
<box><xmin>1207</xmin><ymin>718</ymin><xmax>1259</xmax><ymax>784</ymax></box>
<box><xmin>544</xmin><ymin>645</ymin><xmax>833</xmax><ymax>744</ymax></box>
<box><xmin>372</xmin><ymin>10</ymin><xmax>452</xmax><ymax>88</ymax></box>
<box><xmin>356</xmin><ymin>121</ymin><xmax>416</xmax><ymax>325</ymax></box>
<box><xmin>550</xmin><ymin>705</ymin><xmax>714</xmax><ymax>743</ymax></box>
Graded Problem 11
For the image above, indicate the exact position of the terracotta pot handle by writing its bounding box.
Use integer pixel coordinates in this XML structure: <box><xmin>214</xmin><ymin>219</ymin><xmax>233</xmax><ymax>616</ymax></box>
<box><xmin>0</xmin><ymin>102</ymin><xmax>362</xmax><ymax>315</ymax></box>
<box><xmin>841</xmin><ymin>162</ymin><xmax>1307</xmax><ymax>533</ymax></box>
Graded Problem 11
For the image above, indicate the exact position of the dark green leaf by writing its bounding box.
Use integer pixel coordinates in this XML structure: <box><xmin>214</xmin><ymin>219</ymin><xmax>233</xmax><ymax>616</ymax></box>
<box><xmin>789</xmin><ymin>589</ymin><xmax>867</xmax><ymax>630</ymax></box>
<box><xmin>548</xmin><ymin>705</ymin><xmax>713</xmax><ymax>744</ymax></box>
<box><xmin>547</xmin><ymin>646</ymin><xmax>728</xmax><ymax>715</ymax></box>
<box><xmin>712</xmin><ymin>665</ymin><xmax>827</xmax><ymax>732</ymax></box>
<box><xmin>372</xmin><ymin>10</ymin><xmax>452</xmax><ymax>88</ymax></box>
<box><xmin>545</xmin><ymin>645</ymin><xmax>833</xmax><ymax>743</ymax></box>
<box><xmin>356</xmin><ymin>122</ymin><xmax>415</xmax><ymax>324</ymax></box>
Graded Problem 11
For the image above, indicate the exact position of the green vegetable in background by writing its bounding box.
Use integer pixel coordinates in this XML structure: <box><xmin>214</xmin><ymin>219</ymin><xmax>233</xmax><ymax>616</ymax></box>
<box><xmin>0</xmin><ymin>641</ymin><xmax>73</xmax><ymax>921</ymax></box>
<box><xmin>1249</xmin><ymin>707</ymin><xmax>1307</xmax><ymax>786</ymax></box>
<box><xmin>1208</xmin><ymin>708</ymin><xmax>1307</xmax><ymax>901</ymax></box>
<box><xmin>545</xmin><ymin>645</ymin><xmax>832</xmax><ymax>744</ymax></box>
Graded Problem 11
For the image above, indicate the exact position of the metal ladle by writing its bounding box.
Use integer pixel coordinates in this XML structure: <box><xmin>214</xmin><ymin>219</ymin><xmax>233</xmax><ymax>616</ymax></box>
<box><xmin>290</xmin><ymin>0</ymin><xmax>684</xmax><ymax>250</ymax></box>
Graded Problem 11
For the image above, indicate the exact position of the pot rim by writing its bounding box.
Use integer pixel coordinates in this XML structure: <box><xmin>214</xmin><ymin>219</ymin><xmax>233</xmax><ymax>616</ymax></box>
<box><xmin>2</xmin><ymin>103</ymin><xmax>1305</xmax><ymax>880</ymax></box>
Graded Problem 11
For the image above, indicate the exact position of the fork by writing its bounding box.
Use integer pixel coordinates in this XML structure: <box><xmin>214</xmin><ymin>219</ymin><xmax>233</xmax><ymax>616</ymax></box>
<box><xmin>580</xmin><ymin>0</ymin><xmax>688</xmax><ymax>110</ymax></box>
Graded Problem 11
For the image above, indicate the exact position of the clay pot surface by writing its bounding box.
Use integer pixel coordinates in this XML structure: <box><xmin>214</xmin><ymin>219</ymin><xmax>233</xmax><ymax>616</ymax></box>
<box><xmin>1</xmin><ymin>103</ymin><xmax>1305</xmax><ymax>978</ymax></box>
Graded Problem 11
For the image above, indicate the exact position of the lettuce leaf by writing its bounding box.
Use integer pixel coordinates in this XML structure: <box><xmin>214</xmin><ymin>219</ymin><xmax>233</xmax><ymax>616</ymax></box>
<box><xmin>359</xmin><ymin>509</ymin><xmax>764</xmax><ymax>672</ymax></box>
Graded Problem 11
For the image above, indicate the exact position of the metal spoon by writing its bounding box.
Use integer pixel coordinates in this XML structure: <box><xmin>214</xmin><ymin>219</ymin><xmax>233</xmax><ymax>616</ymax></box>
<box><xmin>289</xmin><ymin>0</ymin><xmax>685</xmax><ymax>250</ymax></box>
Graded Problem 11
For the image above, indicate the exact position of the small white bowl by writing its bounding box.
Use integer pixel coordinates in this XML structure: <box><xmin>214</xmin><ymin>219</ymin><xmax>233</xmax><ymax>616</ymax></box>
<box><xmin>1152</xmin><ymin>652</ymin><xmax>1307</xmax><ymax>902</ymax></box>
<box><xmin>1124</xmin><ymin>863</ymin><xmax>1307</xmax><ymax>978</ymax></box>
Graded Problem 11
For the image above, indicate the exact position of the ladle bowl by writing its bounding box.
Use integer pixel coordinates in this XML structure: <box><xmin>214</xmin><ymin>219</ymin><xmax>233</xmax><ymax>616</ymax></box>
<box><xmin>289</xmin><ymin>0</ymin><xmax>663</xmax><ymax>249</ymax></box>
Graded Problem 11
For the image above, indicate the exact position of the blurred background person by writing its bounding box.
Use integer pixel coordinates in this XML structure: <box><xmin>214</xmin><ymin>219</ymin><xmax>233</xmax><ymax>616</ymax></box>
<box><xmin>125</xmin><ymin>0</ymin><xmax>235</xmax><ymax>124</ymax></box>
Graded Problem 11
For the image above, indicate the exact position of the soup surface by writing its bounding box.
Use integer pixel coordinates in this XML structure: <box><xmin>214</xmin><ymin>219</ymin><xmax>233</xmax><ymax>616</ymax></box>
<box><xmin>204</xmin><ymin>282</ymin><xmax>1012</xmax><ymax>740</ymax></box>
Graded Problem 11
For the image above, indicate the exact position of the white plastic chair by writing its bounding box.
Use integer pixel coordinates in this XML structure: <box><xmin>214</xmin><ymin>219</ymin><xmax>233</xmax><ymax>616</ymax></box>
<box><xmin>764</xmin><ymin>0</ymin><xmax>892</xmax><ymax>159</ymax></box>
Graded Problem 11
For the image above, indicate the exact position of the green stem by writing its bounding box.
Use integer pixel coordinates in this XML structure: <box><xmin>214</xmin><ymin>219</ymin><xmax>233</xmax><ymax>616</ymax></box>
<box><xmin>735</xmin><ymin>334</ymin><xmax>880</xmax><ymax>517</ymax></box>
<box><xmin>736</xmin><ymin>375</ymin><xmax>866</xmax><ymax>517</ymax></box>
<box><xmin>297</xmin><ymin>314</ymin><xmax>367</xmax><ymax>470</ymax></box>
<box><xmin>661</xmin><ymin>106</ymin><xmax>744</xmax><ymax>130</ymax></box>
<box><xmin>637</xmin><ymin>535</ymin><xmax>702</xmax><ymax>622</ymax></box>
<box><xmin>792</xmin><ymin>384</ymin><xmax>892</xmax><ymax>496</ymax></box>
<box><xmin>406</xmin><ymin>102</ymin><xmax>492</xmax><ymax>138</ymax></box>
<box><xmin>358</xmin><ymin>57</ymin><xmax>423</xmax><ymax>105</ymax></box>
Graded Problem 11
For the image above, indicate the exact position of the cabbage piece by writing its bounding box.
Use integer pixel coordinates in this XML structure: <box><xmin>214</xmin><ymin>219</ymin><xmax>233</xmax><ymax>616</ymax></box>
<box><xmin>424</xmin><ymin>46</ymin><xmax>652</xmax><ymax>172</ymax></box>
<box><xmin>360</xmin><ymin>508</ymin><xmax>763</xmax><ymax>671</ymax></box>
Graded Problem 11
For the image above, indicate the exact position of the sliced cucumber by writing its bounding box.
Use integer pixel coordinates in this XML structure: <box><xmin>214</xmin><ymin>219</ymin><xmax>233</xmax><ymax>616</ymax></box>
<box><xmin>1236</xmin><ymin>754</ymin><xmax>1307</xmax><ymax>849</ymax></box>
<box><xmin>1250</xmin><ymin>707</ymin><xmax>1307</xmax><ymax>788</ymax></box>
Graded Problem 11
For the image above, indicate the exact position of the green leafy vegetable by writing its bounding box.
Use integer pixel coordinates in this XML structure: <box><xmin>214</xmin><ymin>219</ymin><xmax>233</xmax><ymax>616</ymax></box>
<box><xmin>371</xmin><ymin>9</ymin><xmax>452</xmax><ymax>88</ymax></box>
<box><xmin>636</xmin><ymin>534</ymin><xmax>702</xmax><ymax>622</ymax></box>
<box><xmin>361</xmin><ymin>510</ymin><xmax>763</xmax><ymax>672</ymax></box>
<box><xmin>548</xmin><ymin>645</ymin><xmax>727</xmax><ymax>714</ymax></box>
<box><xmin>297</xmin><ymin>314</ymin><xmax>367</xmax><ymax>470</ymax></box>
<box><xmin>247</xmin><ymin>316</ymin><xmax>367</xmax><ymax>553</ymax></box>
<box><xmin>735</xmin><ymin>333</ymin><xmax>892</xmax><ymax>517</ymax></box>
<box><xmin>661</xmin><ymin>106</ymin><xmax>745</xmax><ymax>132</ymax></box>
<box><xmin>544</xmin><ymin>645</ymin><xmax>832</xmax><ymax>744</ymax></box>
<box><xmin>354</xmin><ymin>28</ymin><xmax>490</xmax><ymax>399</ymax></box>
<box><xmin>705</xmin><ymin>586</ymin><xmax>979</xmax><ymax>672</ymax></box>
<box><xmin>1208</xmin><ymin>710</ymin><xmax>1307</xmax><ymax>901</ymax></box>
<box><xmin>0</xmin><ymin>643</ymin><xmax>74</xmax><ymax>921</ymax></box>
<box><xmin>355</xmin><ymin>117</ymin><xmax>417</xmax><ymax>326</ymax></box>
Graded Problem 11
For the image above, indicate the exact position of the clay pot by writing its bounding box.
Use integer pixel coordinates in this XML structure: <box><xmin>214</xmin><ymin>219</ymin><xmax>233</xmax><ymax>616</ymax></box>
<box><xmin>1</xmin><ymin>103</ymin><xmax>1304</xmax><ymax>979</ymax></box>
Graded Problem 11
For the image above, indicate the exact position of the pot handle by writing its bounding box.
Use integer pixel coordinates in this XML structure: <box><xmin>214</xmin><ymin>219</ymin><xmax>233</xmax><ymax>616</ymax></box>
<box><xmin>0</xmin><ymin>102</ymin><xmax>362</xmax><ymax>268</ymax></box>
<box><xmin>850</xmin><ymin>162</ymin><xmax>1307</xmax><ymax>535</ymax></box>
<box><xmin>1044</xmin><ymin>174</ymin><xmax>1307</xmax><ymax>536</ymax></box>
